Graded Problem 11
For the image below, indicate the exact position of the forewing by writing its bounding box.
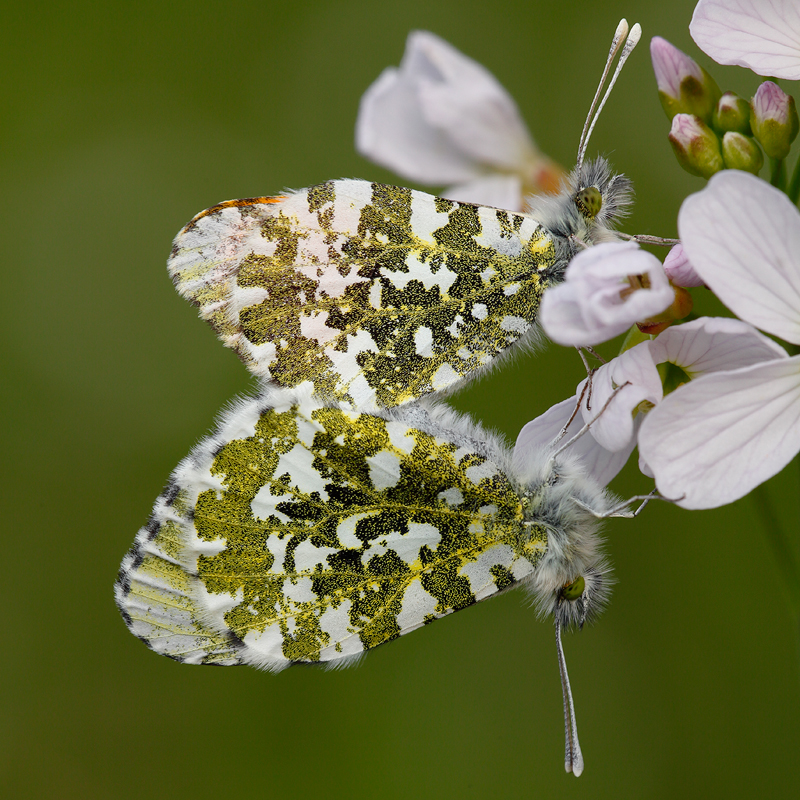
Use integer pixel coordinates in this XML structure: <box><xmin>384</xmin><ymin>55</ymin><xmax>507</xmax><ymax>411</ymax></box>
<box><xmin>169</xmin><ymin>181</ymin><xmax>560</xmax><ymax>411</ymax></box>
<box><xmin>115</xmin><ymin>391</ymin><xmax>546</xmax><ymax>670</ymax></box>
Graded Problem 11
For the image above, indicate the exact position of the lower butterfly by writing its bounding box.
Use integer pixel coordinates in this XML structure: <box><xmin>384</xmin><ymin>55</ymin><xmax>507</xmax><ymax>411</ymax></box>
<box><xmin>116</xmin><ymin>386</ymin><xmax>613</xmax><ymax>775</ymax></box>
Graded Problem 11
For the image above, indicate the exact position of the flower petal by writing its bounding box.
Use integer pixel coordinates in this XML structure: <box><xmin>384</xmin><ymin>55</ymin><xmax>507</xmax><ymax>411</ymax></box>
<box><xmin>678</xmin><ymin>170</ymin><xmax>800</xmax><ymax>343</ymax></box>
<box><xmin>663</xmin><ymin>243</ymin><xmax>704</xmax><ymax>288</ymax></box>
<box><xmin>648</xmin><ymin>316</ymin><xmax>788</xmax><ymax>378</ymax></box>
<box><xmin>414</xmin><ymin>50</ymin><xmax>536</xmax><ymax>172</ymax></box>
<box><xmin>442</xmin><ymin>174</ymin><xmax>524</xmax><ymax>211</ymax></box>
<box><xmin>638</xmin><ymin>449</ymin><xmax>654</xmax><ymax>479</ymax></box>
<box><xmin>512</xmin><ymin>397</ymin><xmax>634</xmax><ymax>487</ymax></box>
<box><xmin>579</xmin><ymin>342</ymin><xmax>663</xmax><ymax>452</ymax></box>
<box><xmin>356</xmin><ymin>31</ymin><xmax>537</xmax><ymax>185</ymax></box>
<box><xmin>691</xmin><ymin>0</ymin><xmax>800</xmax><ymax>80</ymax></box>
<box><xmin>540</xmin><ymin>242</ymin><xmax>675</xmax><ymax>346</ymax></box>
<box><xmin>638</xmin><ymin>355</ymin><xmax>800</xmax><ymax>509</ymax></box>
<box><xmin>356</xmin><ymin>37</ymin><xmax>482</xmax><ymax>184</ymax></box>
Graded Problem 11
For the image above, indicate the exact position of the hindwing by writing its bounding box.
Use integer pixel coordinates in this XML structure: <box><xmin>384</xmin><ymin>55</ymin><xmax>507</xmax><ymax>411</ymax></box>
<box><xmin>169</xmin><ymin>181</ymin><xmax>567</xmax><ymax>411</ymax></box>
<box><xmin>115</xmin><ymin>389</ymin><xmax>548</xmax><ymax>670</ymax></box>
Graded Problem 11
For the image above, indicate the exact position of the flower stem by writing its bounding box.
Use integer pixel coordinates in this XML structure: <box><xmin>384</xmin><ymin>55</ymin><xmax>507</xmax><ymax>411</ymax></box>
<box><xmin>751</xmin><ymin>477</ymin><xmax>800</xmax><ymax>681</ymax></box>
<box><xmin>789</xmin><ymin>155</ymin><xmax>800</xmax><ymax>204</ymax></box>
<box><xmin>770</xmin><ymin>157</ymin><xmax>787</xmax><ymax>190</ymax></box>
<box><xmin>752</xmin><ymin>482</ymin><xmax>800</xmax><ymax>619</ymax></box>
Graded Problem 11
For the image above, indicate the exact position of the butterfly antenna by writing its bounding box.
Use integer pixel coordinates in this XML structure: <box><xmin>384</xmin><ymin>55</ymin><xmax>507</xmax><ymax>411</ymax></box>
<box><xmin>576</xmin><ymin>19</ymin><xmax>641</xmax><ymax>171</ymax></box>
<box><xmin>576</xmin><ymin>19</ymin><xmax>628</xmax><ymax>162</ymax></box>
<box><xmin>556</xmin><ymin>618</ymin><xmax>584</xmax><ymax>776</ymax></box>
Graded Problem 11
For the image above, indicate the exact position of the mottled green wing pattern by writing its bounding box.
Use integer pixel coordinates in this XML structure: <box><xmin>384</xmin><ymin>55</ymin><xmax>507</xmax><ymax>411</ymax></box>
<box><xmin>114</xmin><ymin>491</ymin><xmax>240</xmax><ymax>666</ymax></box>
<box><xmin>169</xmin><ymin>180</ymin><xmax>566</xmax><ymax>411</ymax></box>
<box><xmin>115</xmin><ymin>389</ymin><xmax>547</xmax><ymax>670</ymax></box>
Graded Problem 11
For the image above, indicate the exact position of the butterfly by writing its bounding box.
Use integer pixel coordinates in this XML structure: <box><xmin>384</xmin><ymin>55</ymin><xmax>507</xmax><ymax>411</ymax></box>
<box><xmin>115</xmin><ymin>385</ymin><xmax>614</xmax><ymax>774</ymax></box>
<box><xmin>168</xmin><ymin>160</ymin><xmax>631</xmax><ymax>412</ymax></box>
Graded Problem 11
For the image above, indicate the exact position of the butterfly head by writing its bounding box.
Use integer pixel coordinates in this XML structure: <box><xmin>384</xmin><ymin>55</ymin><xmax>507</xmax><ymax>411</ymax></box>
<box><xmin>517</xmin><ymin>449</ymin><xmax>618</xmax><ymax>777</ymax></box>
<box><xmin>553</xmin><ymin>561</ymin><xmax>613</xmax><ymax>630</ymax></box>
<box><xmin>571</xmin><ymin>157</ymin><xmax>634</xmax><ymax>240</ymax></box>
<box><xmin>519</xmin><ymin>451</ymin><xmax>615</xmax><ymax>631</ymax></box>
<box><xmin>526</xmin><ymin>156</ymin><xmax>633</xmax><ymax>251</ymax></box>
<box><xmin>524</xmin><ymin>17</ymin><xmax>639</xmax><ymax>281</ymax></box>
<box><xmin>532</xmin><ymin>537</ymin><xmax>614</xmax><ymax>633</ymax></box>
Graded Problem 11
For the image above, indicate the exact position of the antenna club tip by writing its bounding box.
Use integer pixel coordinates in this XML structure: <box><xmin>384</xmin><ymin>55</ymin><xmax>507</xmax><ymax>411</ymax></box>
<box><xmin>578</xmin><ymin>19</ymin><xmax>640</xmax><ymax>163</ymax></box>
<box><xmin>565</xmin><ymin>757</ymin><xmax>585</xmax><ymax>777</ymax></box>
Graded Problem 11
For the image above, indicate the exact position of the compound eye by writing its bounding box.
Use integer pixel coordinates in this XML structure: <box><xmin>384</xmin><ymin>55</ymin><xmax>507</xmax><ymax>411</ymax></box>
<box><xmin>575</xmin><ymin>186</ymin><xmax>602</xmax><ymax>219</ymax></box>
<box><xmin>560</xmin><ymin>575</ymin><xmax>586</xmax><ymax>602</ymax></box>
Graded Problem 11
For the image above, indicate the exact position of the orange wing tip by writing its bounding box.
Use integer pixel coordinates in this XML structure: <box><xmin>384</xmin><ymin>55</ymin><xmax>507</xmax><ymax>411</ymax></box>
<box><xmin>183</xmin><ymin>195</ymin><xmax>286</xmax><ymax>229</ymax></box>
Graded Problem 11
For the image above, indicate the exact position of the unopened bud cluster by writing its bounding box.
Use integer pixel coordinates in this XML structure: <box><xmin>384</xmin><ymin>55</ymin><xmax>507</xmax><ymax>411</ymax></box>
<box><xmin>651</xmin><ymin>38</ymin><xmax>798</xmax><ymax>179</ymax></box>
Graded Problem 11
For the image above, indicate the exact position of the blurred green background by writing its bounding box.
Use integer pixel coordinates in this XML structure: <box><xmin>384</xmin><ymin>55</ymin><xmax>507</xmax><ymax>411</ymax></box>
<box><xmin>4</xmin><ymin>0</ymin><xmax>800</xmax><ymax>797</ymax></box>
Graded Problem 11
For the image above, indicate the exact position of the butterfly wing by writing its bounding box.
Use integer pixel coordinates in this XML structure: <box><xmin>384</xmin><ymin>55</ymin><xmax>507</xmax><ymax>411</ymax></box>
<box><xmin>169</xmin><ymin>181</ymin><xmax>566</xmax><ymax>411</ymax></box>
<box><xmin>115</xmin><ymin>389</ymin><xmax>547</xmax><ymax>670</ymax></box>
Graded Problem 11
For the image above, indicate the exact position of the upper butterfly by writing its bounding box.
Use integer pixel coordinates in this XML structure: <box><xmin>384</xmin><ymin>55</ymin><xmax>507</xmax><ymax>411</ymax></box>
<box><xmin>169</xmin><ymin>21</ymin><xmax>641</xmax><ymax>412</ymax></box>
<box><xmin>169</xmin><ymin>160</ymin><xmax>631</xmax><ymax>411</ymax></box>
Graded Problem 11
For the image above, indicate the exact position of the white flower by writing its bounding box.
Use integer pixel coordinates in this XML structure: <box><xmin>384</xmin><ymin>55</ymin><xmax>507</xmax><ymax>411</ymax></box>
<box><xmin>355</xmin><ymin>31</ymin><xmax>563</xmax><ymax>211</ymax></box>
<box><xmin>690</xmin><ymin>0</ymin><xmax>800</xmax><ymax>80</ymax></box>
<box><xmin>638</xmin><ymin>170</ymin><xmax>800</xmax><ymax>509</ymax></box>
<box><xmin>514</xmin><ymin>312</ymin><xmax>785</xmax><ymax>502</ymax></box>
<box><xmin>539</xmin><ymin>241</ymin><xmax>675</xmax><ymax>347</ymax></box>
<box><xmin>576</xmin><ymin>316</ymin><xmax>781</xmax><ymax>452</ymax></box>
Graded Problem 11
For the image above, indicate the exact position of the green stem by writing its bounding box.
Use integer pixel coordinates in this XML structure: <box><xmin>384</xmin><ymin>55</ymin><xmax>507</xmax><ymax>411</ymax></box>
<box><xmin>752</xmin><ymin>482</ymin><xmax>800</xmax><ymax>618</ymax></box>
<box><xmin>770</xmin><ymin>157</ymin><xmax>787</xmax><ymax>189</ymax></box>
<box><xmin>618</xmin><ymin>325</ymin><xmax>651</xmax><ymax>355</ymax></box>
<box><xmin>788</xmin><ymin>155</ymin><xmax>800</xmax><ymax>204</ymax></box>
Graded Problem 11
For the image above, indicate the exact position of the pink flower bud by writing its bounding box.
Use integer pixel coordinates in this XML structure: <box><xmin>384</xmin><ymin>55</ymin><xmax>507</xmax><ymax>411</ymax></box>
<box><xmin>651</xmin><ymin>36</ymin><xmax>721</xmax><ymax>123</ymax></box>
<box><xmin>750</xmin><ymin>81</ymin><xmax>799</xmax><ymax>160</ymax></box>
<box><xmin>712</xmin><ymin>92</ymin><xmax>751</xmax><ymax>135</ymax></box>
<box><xmin>668</xmin><ymin>114</ymin><xmax>723</xmax><ymax>178</ymax></box>
<box><xmin>721</xmin><ymin>131</ymin><xmax>763</xmax><ymax>174</ymax></box>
